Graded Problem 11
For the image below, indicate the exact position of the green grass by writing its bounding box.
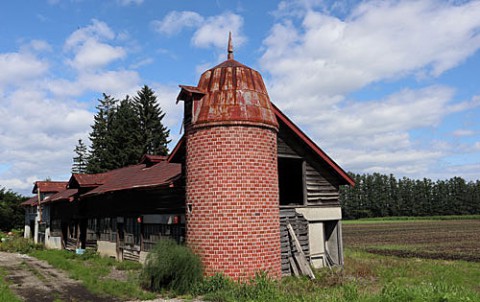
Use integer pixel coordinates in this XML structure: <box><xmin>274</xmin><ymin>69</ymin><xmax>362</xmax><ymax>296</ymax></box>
<box><xmin>343</xmin><ymin>214</ymin><xmax>480</xmax><ymax>224</ymax></box>
<box><xmin>351</xmin><ymin>249</ymin><xmax>480</xmax><ymax>301</ymax></box>
<box><xmin>30</xmin><ymin>249</ymin><xmax>156</xmax><ymax>300</ymax></box>
<box><xmin>0</xmin><ymin>267</ymin><xmax>21</xmax><ymax>302</ymax></box>
<box><xmin>189</xmin><ymin>250</ymin><xmax>480</xmax><ymax>302</ymax></box>
<box><xmin>0</xmin><ymin>245</ymin><xmax>476</xmax><ymax>301</ymax></box>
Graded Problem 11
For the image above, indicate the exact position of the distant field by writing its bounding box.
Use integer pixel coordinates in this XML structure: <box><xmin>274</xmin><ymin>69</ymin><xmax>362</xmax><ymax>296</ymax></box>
<box><xmin>343</xmin><ymin>218</ymin><xmax>480</xmax><ymax>262</ymax></box>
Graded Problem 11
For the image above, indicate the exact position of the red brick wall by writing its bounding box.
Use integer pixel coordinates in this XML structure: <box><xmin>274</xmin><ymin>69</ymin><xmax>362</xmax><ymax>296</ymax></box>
<box><xmin>186</xmin><ymin>125</ymin><xmax>281</xmax><ymax>280</ymax></box>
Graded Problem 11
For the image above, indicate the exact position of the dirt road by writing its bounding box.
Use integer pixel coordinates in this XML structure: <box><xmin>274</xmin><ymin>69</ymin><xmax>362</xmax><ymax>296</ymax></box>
<box><xmin>0</xmin><ymin>251</ymin><xmax>115</xmax><ymax>302</ymax></box>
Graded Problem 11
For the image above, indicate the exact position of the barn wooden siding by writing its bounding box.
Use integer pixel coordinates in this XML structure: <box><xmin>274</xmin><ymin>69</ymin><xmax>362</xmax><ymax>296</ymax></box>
<box><xmin>278</xmin><ymin>137</ymin><xmax>298</xmax><ymax>158</ymax></box>
<box><xmin>305</xmin><ymin>163</ymin><xmax>339</xmax><ymax>205</ymax></box>
<box><xmin>280</xmin><ymin>209</ymin><xmax>309</xmax><ymax>276</ymax></box>
<box><xmin>278</xmin><ymin>137</ymin><xmax>339</xmax><ymax>206</ymax></box>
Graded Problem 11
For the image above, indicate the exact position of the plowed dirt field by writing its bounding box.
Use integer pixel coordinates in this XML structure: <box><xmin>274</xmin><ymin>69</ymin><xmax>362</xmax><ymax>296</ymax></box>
<box><xmin>343</xmin><ymin>219</ymin><xmax>480</xmax><ymax>262</ymax></box>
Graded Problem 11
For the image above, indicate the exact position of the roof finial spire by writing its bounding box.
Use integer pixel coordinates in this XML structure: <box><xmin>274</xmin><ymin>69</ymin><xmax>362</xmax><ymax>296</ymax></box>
<box><xmin>227</xmin><ymin>31</ymin><xmax>234</xmax><ymax>60</ymax></box>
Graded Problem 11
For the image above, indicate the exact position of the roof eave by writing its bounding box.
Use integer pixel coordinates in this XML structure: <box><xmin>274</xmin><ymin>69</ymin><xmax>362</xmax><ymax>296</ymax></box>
<box><xmin>272</xmin><ymin>103</ymin><xmax>355</xmax><ymax>187</ymax></box>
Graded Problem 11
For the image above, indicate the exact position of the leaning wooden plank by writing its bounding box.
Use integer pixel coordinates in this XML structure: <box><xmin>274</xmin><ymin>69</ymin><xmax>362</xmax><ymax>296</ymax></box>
<box><xmin>287</xmin><ymin>222</ymin><xmax>316</xmax><ymax>279</ymax></box>
<box><xmin>293</xmin><ymin>252</ymin><xmax>317</xmax><ymax>280</ymax></box>
<box><xmin>289</xmin><ymin>256</ymin><xmax>300</xmax><ymax>276</ymax></box>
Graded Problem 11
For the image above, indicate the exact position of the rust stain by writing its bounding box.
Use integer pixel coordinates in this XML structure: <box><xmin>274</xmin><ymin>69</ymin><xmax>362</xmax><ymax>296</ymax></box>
<box><xmin>191</xmin><ymin>58</ymin><xmax>278</xmax><ymax>130</ymax></box>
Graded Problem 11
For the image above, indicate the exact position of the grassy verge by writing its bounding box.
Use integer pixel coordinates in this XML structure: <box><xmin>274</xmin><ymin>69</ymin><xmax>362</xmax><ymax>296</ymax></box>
<box><xmin>343</xmin><ymin>214</ymin><xmax>480</xmax><ymax>224</ymax></box>
<box><xmin>189</xmin><ymin>249</ymin><xmax>480</xmax><ymax>302</ymax></box>
<box><xmin>3</xmin><ymin>246</ymin><xmax>477</xmax><ymax>301</ymax></box>
<box><xmin>29</xmin><ymin>249</ymin><xmax>156</xmax><ymax>300</ymax></box>
<box><xmin>0</xmin><ymin>267</ymin><xmax>21</xmax><ymax>302</ymax></box>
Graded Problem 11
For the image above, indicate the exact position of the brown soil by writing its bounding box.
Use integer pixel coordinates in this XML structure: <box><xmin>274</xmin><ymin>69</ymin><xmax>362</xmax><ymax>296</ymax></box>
<box><xmin>0</xmin><ymin>251</ymin><xmax>117</xmax><ymax>302</ymax></box>
<box><xmin>343</xmin><ymin>219</ymin><xmax>480</xmax><ymax>262</ymax></box>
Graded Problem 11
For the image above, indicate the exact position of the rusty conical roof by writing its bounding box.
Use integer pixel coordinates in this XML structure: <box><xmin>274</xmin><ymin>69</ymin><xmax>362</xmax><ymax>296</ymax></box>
<box><xmin>189</xmin><ymin>36</ymin><xmax>278</xmax><ymax>130</ymax></box>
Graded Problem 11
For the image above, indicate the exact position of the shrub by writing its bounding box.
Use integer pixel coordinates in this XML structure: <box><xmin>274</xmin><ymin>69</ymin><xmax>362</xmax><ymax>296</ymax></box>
<box><xmin>196</xmin><ymin>273</ymin><xmax>232</xmax><ymax>294</ymax></box>
<box><xmin>140</xmin><ymin>239</ymin><xmax>203</xmax><ymax>294</ymax></box>
<box><xmin>0</xmin><ymin>237</ymin><xmax>43</xmax><ymax>254</ymax></box>
<box><xmin>196</xmin><ymin>272</ymin><xmax>283</xmax><ymax>302</ymax></box>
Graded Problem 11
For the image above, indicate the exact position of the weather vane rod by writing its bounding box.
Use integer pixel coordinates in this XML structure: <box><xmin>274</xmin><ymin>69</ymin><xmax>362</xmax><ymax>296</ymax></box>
<box><xmin>228</xmin><ymin>32</ymin><xmax>234</xmax><ymax>60</ymax></box>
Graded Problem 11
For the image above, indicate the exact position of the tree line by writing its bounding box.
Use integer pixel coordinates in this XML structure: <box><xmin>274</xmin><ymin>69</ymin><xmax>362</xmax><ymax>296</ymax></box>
<box><xmin>340</xmin><ymin>173</ymin><xmax>480</xmax><ymax>219</ymax></box>
<box><xmin>0</xmin><ymin>187</ymin><xmax>25</xmax><ymax>231</ymax></box>
<box><xmin>72</xmin><ymin>85</ymin><xmax>170</xmax><ymax>174</ymax></box>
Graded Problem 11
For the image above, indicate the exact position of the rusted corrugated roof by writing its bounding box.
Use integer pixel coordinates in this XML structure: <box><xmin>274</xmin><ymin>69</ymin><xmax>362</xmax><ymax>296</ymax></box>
<box><xmin>32</xmin><ymin>181</ymin><xmax>68</xmax><ymax>194</ymax></box>
<box><xmin>20</xmin><ymin>196</ymin><xmax>38</xmax><ymax>207</ymax></box>
<box><xmin>176</xmin><ymin>85</ymin><xmax>206</xmax><ymax>103</ymax></box>
<box><xmin>139</xmin><ymin>154</ymin><xmax>168</xmax><ymax>165</ymax></box>
<box><xmin>69</xmin><ymin>173</ymin><xmax>110</xmax><ymax>188</ymax></box>
<box><xmin>82</xmin><ymin>161</ymin><xmax>181</xmax><ymax>197</ymax></box>
<box><xmin>177</xmin><ymin>36</ymin><xmax>278</xmax><ymax>130</ymax></box>
<box><xmin>43</xmin><ymin>189</ymin><xmax>78</xmax><ymax>204</ymax></box>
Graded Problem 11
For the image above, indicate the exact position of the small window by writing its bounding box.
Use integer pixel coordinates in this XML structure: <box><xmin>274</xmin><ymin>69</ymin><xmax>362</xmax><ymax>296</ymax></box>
<box><xmin>278</xmin><ymin>158</ymin><xmax>304</xmax><ymax>206</ymax></box>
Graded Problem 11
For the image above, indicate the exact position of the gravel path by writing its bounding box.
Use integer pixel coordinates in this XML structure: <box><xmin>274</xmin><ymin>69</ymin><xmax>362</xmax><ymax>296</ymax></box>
<box><xmin>0</xmin><ymin>251</ymin><xmax>115</xmax><ymax>302</ymax></box>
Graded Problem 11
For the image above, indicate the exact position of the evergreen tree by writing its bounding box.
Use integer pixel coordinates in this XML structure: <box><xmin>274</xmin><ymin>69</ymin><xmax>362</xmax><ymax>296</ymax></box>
<box><xmin>133</xmin><ymin>85</ymin><xmax>170</xmax><ymax>155</ymax></box>
<box><xmin>0</xmin><ymin>187</ymin><xmax>25</xmax><ymax>231</ymax></box>
<box><xmin>87</xmin><ymin>94</ymin><xmax>117</xmax><ymax>173</ymax></box>
<box><xmin>81</xmin><ymin>87</ymin><xmax>171</xmax><ymax>173</ymax></box>
<box><xmin>108</xmin><ymin>96</ymin><xmax>143</xmax><ymax>167</ymax></box>
<box><xmin>72</xmin><ymin>139</ymin><xmax>88</xmax><ymax>174</ymax></box>
<box><xmin>339</xmin><ymin>172</ymin><xmax>480</xmax><ymax>219</ymax></box>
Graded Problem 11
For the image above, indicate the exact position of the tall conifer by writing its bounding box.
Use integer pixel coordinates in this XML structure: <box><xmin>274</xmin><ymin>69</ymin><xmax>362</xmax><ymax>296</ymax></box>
<box><xmin>133</xmin><ymin>85</ymin><xmax>170</xmax><ymax>155</ymax></box>
<box><xmin>109</xmin><ymin>96</ymin><xmax>143</xmax><ymax>167</ymax></box>
<box><xmin>87</xmin><ymin>94</ymin><xmax>117</xmax><ymax>173</ymax></box>
<box><xmin>72</xmin><ymin>139</ymin><xmax>88</xmax><ymax>174</ymax></box>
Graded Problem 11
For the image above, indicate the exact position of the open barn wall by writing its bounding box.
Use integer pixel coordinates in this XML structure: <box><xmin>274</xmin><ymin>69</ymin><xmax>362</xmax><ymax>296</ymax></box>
<box><xmin>277</xmin><ymin>125</ymin><xmax>344</xmax><ymax>269</ymax></box>
<box><xmin>77</xmin><ymin>187</ymin><xmax>185</xmax><ymax>261</ymax></box>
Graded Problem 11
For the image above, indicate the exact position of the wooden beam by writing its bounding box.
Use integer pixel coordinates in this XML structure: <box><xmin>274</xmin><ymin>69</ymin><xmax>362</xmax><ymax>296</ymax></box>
<box><xmin>289</xmin><ymin>256</ymin><xmax>300</xmax><ymax>276</ymax></box>
<box><xmin>287</xmin><ymin>222</ymin><xmax>315</xmax><ymax>279</ymax></box>
<box><xmin>302</xmin><ymin>160</ymin><xmax>308</xmax><ymax>206</ymax></box>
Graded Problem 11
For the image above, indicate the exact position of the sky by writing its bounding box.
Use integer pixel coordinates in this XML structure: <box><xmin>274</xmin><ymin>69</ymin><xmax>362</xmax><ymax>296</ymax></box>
<box><xmin>1</xmin><ymin>0</ymin><xmax>479</xmax><ymax>196</ymax></box>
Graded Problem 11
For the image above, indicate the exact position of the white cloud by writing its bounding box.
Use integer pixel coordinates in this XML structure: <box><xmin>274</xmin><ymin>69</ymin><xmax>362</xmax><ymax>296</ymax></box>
<box><xmin>261</xmin><ymin>0</ymin><xmax>480</xmax><ymax>179</ymax></box>
<box><xmin>152</xmin><ymin>11</ymin><xmax>204</xmax><ymax>36</ymax></box>
<box><xmin>0</xmin><ymin>88</ymin><xmax>92</xmax><ymax>192</ymax></box>
<box><xmin>47</xmin><ymin>70</ymin><xmax>140</xmax><ymax>98</ymax></box>
<box><xmin>64</xmin><ymin>19</ymin><xmax>126</xmax><ymax>71</ymax></box>
<box><xmin>0</xmin><ymin>20</ymin><xmax>144</xmax><ymax>194</ymax></box>
<box><xmin>65</xmin><ymin>20</ymin><xmax>115</xmax><ymax>50</ymax></box>
<box><xmin>192</xmin><ymin>12</ymin><xmax>246</xmax><ymax>49</ymax></box>
<box><xmin>117</xmin><ymin>0</ymin><xmax>143</xmax><ymax>6</ymax></box>
<box><xmin>263</xmin><ymin>0</ymin><xmax>480</xmax><ymax>103</ymax></box>
<box><xmin>152</xmin><ymin>11</ymin><xmax>246</xmax><ymax>50</ymax></box>
<box><xmin>0</xmin><ymin>52</ymin><xmax>48</xmax><ymax>89</ymax></box>
<box><xmin>149</xmin><ymin>83</ymin><xmax>184</xmax><ymax>147</ymax></box>
<box><xmin>67</xmin><ymin>39</ymin><xmax>126</xmax><ymax>70</ymax></box>
<box><xmin>23</xmin><ymin>40</ymin><xmax>52</xmax><ymax>53</ymax></box>
<box><xmin>318</xmin><ymin>86</ymin><xmax>456</xmax><ymax>138</ymax></box>
<box><xmin>77</xmin><ymin>70</ymin><xmax>140</xmax><ymax>97</ymax></box>
<box><xmin>452</xmin><ymin>129</ymin><xmax>476</xmax><ymax>137</ymax></box>
<box><xmin>129</xmin><ymin>57</ymin><xmax>154</xmax><ymax>69</ymax></box>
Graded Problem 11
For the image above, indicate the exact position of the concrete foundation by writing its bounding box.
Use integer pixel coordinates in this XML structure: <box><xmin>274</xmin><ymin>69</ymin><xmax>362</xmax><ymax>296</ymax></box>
<box><xmin>295</xmin><ymin>207</ymin><xmax>343</xmax><ymax>268</ymax></box>
<box><xmin>97</xmin><ymin>241</ymin><xmax>117</xmax><ymax>258</ymax></box>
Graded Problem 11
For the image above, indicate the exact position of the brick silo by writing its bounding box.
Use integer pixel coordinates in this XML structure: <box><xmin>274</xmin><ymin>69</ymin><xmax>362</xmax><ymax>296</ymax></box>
<box><xmin>177</xmin><ymin>35</ymin><xmax>281</xmax><ymax>280</ymax></box>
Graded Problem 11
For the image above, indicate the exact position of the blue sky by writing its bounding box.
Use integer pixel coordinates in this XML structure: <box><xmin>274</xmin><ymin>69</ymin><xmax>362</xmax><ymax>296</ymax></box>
<box><xmin>1</xmin><ymin>0</ymin><xmax>479</xmax><ymax>195</ymax></box>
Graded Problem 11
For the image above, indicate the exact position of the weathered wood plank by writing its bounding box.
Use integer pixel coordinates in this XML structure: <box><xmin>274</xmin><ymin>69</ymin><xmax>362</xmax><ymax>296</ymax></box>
<box><xmin>287</xmin><ymin>222</ymin><xmax>315</xmax><ymax>279</ymax></box>
<box><xmin>289</xmin><ymin>256</ymin><xmax>300</xmax><ymax>276</ymax></box>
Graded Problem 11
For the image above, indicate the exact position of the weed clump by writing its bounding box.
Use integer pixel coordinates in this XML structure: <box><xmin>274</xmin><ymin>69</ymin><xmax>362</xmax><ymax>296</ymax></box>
<box><xmin>141</xmin><ymin>239</ymin><xmax>203</xmax><ymax>294</ymax></box>
<box><xmin>0</xmin><ymin>235</ymin><xmax>43</xmax><ymax>254</ymax></box>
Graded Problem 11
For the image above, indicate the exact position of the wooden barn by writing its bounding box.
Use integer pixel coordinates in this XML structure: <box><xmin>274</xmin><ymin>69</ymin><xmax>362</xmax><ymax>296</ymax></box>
<box><xmin>21</xmin><ymin>181</ymin><xmax>69</xmax><ymax>248</ymax></box>
<box><xmin>22</xmin><ymin>37</ymin><xmax>353</xmax><ymax>279</ymax></box>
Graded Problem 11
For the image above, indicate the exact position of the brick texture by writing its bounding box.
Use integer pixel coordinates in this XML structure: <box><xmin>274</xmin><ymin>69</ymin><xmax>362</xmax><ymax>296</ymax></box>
<box><xmin>186</xmin><ymin>125</ymin><xmax>282</xmax><ymax>280</ymax></box>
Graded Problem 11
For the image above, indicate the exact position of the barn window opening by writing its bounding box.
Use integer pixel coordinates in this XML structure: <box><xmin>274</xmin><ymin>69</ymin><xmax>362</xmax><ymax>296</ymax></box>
<box><xmin>278</xmin><ymin>157</ymin><xmax>304</xmax><ymax>206</ymax></box>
